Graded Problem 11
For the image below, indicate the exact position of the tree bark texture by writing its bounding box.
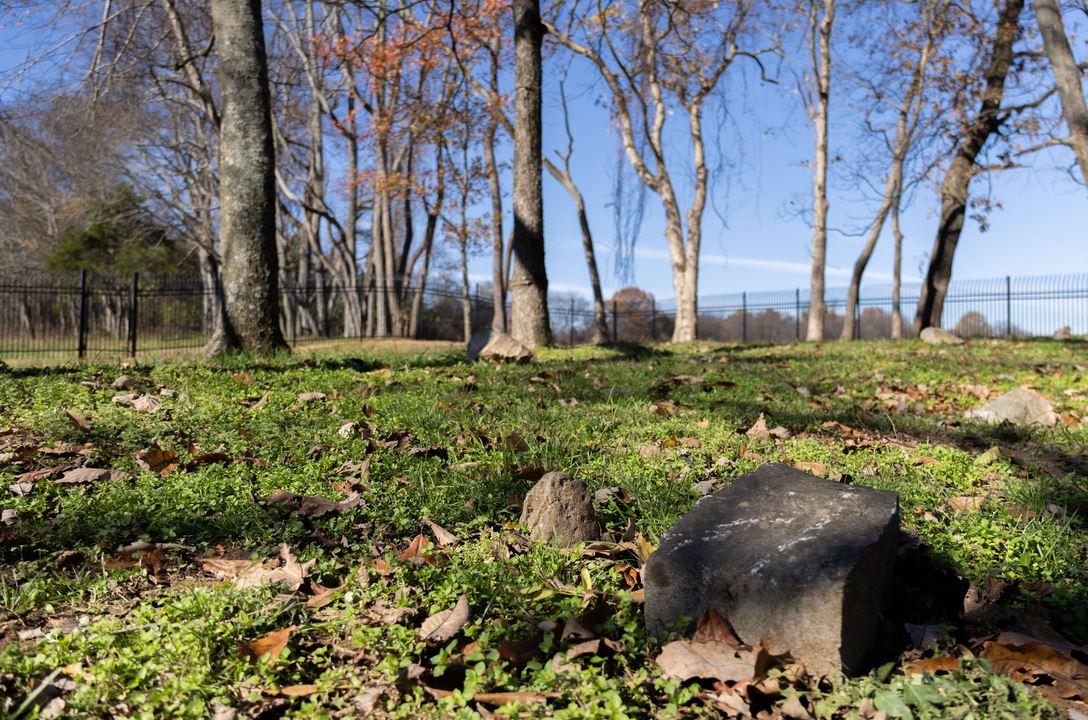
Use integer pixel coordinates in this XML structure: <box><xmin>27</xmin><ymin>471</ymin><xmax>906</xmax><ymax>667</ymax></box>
<box><xmin>509</xmin><ymin>0</ymin><xmax>552</xmax><ymax>348</ymax></box>
<box><xmin>806</xmin><ymin>0</ymin><xmax>835</xmax><ymax>342</ymax></box>
<box><xmin>206</xmin><ymin>0</ymin><xmax>287</xmax><ymax>355</ymax></box>
<box><xmin>913</xmin><ymin>0</ymin><xmax>1023</xmax><ymax>335</ymax></box>
<box><xmin>1034</xmin><ymin>0</ymin><xmax>1088</xmax><ymax>185</ymax></box>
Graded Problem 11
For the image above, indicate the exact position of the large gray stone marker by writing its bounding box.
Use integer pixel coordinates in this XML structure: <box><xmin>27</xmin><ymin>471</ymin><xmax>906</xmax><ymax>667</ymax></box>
<box><xmin>644</xmin><ymin>463</ymin><xmax>899</xmax><ymax>676</ymax></box>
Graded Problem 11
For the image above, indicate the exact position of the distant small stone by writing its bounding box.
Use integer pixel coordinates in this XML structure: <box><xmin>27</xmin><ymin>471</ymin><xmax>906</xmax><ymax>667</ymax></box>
<box><xmin>919</xmin><ymin>327</ymin><xmax>964</xmax><ymax>345</ymax></box>
<box><xmin>520</xmin><ymin>471</ymin><xmax>598</xmax><ymax>547</ymax></box>
<box><xmin>478</xmin><ymin>333</ymin><xmax>533</xmax><ymax>364</ymax></box>
<box><xmin>112</xmin><ymin>375</ymin><xmax>135</xmax><ymax>390</ymax></box>
<box><xmin>644</xmin><ymin>463</ymin><xmax>899</xmax><ymax>677</ymax></box>
<box><xmin>964</xmin><ymin>386</ymin><xmax>1057</xmax><ymax>427</ymax></box>
<box><xmin>1053</xmin><ymin>326</ymin><xmax>1072</xmax><ymax>341</ymax></box>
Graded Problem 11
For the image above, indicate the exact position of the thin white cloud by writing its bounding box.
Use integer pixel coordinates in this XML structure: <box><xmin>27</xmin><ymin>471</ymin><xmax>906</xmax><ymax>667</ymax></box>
<box><xmin>633</xmin><ymin>248</ymin><xmax>910</xmax><ymax>283</ymax></box>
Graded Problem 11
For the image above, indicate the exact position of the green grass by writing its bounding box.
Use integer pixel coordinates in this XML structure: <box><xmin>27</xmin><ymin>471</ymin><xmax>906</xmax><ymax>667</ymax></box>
<box><xmin>1</xmin><ymin>338</ymin><xmax>1085</xmax><ymax>718</ymax></box>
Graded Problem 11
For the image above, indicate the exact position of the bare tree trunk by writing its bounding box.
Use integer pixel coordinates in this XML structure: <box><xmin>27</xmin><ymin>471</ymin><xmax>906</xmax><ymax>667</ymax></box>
<box><xmin>485</xmin><ymin>120</ymin><xmax>507</xmax><ymax>333</ymax></box>
<box><xmin>806</xmin><ymin>0</ymin><xmax>835</xmax><ymax>342</ymax></box>
<box><xmin>890</xmin><ymin>190</ymin><xmax>904</xmax><ymax>339</ymax></box>
<box><xmin>509</xmin><ymin>0</ymin><xmax>551</xmax><ymax>348</ymax></box>
<box><xmin>409</xmin><ymin>220</ymin><xmax>434</xmax><ymax>338</ymax></box>
<box><xmin>913</xmin><ymin>0</ymin><xmax>1023</xmax><ymax>335</ymax></box>
<box><xmin>205</xmin><ymin>0</ymin><xmax>287</xmax><ymax>356</ymax></box>
<box><xmin>1035</xmin><ymin>0</ymin><xmax>1088</xmax><ymax>185</ymax></box>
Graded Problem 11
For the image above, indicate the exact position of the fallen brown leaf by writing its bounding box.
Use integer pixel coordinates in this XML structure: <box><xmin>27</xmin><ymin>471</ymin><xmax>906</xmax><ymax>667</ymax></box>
<box><xmin>201</xmin><ymin>557</ymin><xmax>260</xmax><ymax>581</ymax></box>
<box><xmin>257</xmin><ymin>489</ymin><xmax>363</xmax><ymax>518</ymax></box>
<box><xmin>278</xmin><ymin>684</ymin><xmax>317</xmax><ymax>697</ymax></box>
<box><xmin>239</xmin><ymin>626</ymin><xmax>296</xmax><ymax>663</ymax></box>
<box><xmin>421</xmin><ymin>517</ymin><xmax>458</xmax><ymax>547</ymax></box>
<box><xmin>63</xmin><ymin>409</ymin><xmax>91</xmax><ymax>431</ymax></box>
<box><xmin>397</xmin><ymin>534</ymin><xmax>435</xmax><ymax>565</ymax></box>
<box><xmin>694</xmin><ymin>608</ymin><xmax>740</xmax><ymax>645</ymax></box>
<box><xmin>981</xmin><ymin>632</ymin><xmax>1088</xmax><ymax>700</ymax></box>
<box><xmin>947</xmin><ymin>495</ymin><xmax>987</xmax><ymax>512</ymax></box>
<box><xmin>234</xmin><ymin>544</ymin><xmax>314</xmax><ymax>592</ymax></box>
<box><xmin>135</xmin><ymin>447</ymin><xmax>178</xmax><ymax>475</ymax></box>
<box><xmin>656</xmin><ymin>640</ymin><xmax>774</xmax><ymax>683</ymax></box>
<box><xmin>54</xmin><ymin>467</ymin><xmax>130</xmax><ymax>486</ymax></box>
<box><xmin>793</xmin><ymin>461</ymin><xmax>827</xmax><ymax>478</ymax></box>
<box><xmin>296</xmin><ymin>392</ymin><xmax>326</xmax><ymax>403</ymax></box>
<box><xmin>131</xmin><ymin>395</ymin><xmax>162</xmax><ymax>414</ymax></box>
<box><xmin>419</xmin><ymin>594</ymin><xmax>470</xmax><ymax>642</ymax></box>
<box><xmin>745</xmin><ymin>413</ymin><xmax>770</xmax><ymax>440</ymax></box>
<box><xmin>904</xmin><ymin>655</ymin><xmax>961</xmax><ymax>675</ymax></box>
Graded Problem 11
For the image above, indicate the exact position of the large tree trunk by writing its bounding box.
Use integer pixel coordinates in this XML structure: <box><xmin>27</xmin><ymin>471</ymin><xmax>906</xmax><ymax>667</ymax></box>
<box><xmin>509</xmin><ymin>0</ymin><xmax>552</xmax><ymax>348</ymax></box>
<box><xmin>806</xmin><ymin>0</ymin><xmax>835</xmax><ymax>342</ymax></box>
<box><xmin>890</xmin><ymin>190</ymin><xmax>905</xmax><ymax>339</ymax></box>
<box><xmin>913</xmin><ymin>0</ymin><xmax>1023</xmax><ymax>335</ymax></box>
<box><xmin>485</xmin><ymin>120</ymin><xmax>507</xmax><ymax>333</ymax></box>
<box><xmin>205</xmin><ymin>0</ymin><xmax>287</xmax><ymax>355</ymax></box>
<box><xmin>1035</xmin><ymin>0</ymin><xmax>1088</xmax><ymax>185</ymax></box>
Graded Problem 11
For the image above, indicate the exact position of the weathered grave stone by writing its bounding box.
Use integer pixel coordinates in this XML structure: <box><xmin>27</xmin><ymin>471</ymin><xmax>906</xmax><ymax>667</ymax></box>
<box><xmin>964</xmin><ymin>386</ymin><xmax>1058</xmax><ymax>427</ymax></box>
<box><xmin>474</xmin><ymin>332</ymin><xmax>533</xmax><ymax>363</ymax></box>
<box><xmin>520</xmin><ymin>471</ymin><xmax>597</xmax><ymax>547</ymax></box>
<box><xmin>644</xmin><ymin>463</ymin><xmax>899</xmax><ymax>676</ymax></box>
<box><xmin>919</xmin><ymin>327</ymin><xmax>964</xmax><ymax>345</ymax></box>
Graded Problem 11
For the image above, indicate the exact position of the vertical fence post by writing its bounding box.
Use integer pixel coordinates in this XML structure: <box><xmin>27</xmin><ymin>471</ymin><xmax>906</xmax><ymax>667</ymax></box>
<box><xmin>128</xmin><ymin>272</ymin><xmax>139</xmax><ymax>357</ymax></box>
<box><xmin>77</xmin><ymin>269</ymin><xmax>88</xmax><ymax>361</ymax></box>
<box><xmin>650</xmin><ymin>298</ymin><xmax>657</xmax><ymax>341</ymax></box>
<box><xmin>569</xmin><ymin>297</ymin><xmax>575</xmax><ymax>347</ymax></box>
<box><xmin>1005</xmin><ymin>275</ymin><xmax>1012</xmax><ymax>338</ymax></box>
<box><xmin>742</xmin><ymin>292</ymin><xmax>748</xmax><ymax>343</ymax></box>
<box><xmin>795</xmin><ymin>288</ymin><xmax>801</xmax><ymax>341</ymax></box>
<box><xmin>611</xmin><ymin>301</ymin><xmax>618</xmax><ymax>344</ymax></box>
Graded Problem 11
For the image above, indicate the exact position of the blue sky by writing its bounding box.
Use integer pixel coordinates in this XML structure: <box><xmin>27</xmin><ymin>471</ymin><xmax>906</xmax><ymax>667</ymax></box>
<box><xmin>2</xmin><ymin>5</ymin><xmax>1085</xmax><ymax>305</ymax></box>
<box><xmin>519</xmin><ymin>57</ymin><xmax>1088</xmax><ymax>302</ymax></box>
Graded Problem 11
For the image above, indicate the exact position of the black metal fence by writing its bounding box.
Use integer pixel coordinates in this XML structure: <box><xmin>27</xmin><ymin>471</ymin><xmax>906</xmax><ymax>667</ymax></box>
<box><xmin>0</xmin><ymin>271</ymin><xmax>1084</xmax><ymax>365</ymax></box>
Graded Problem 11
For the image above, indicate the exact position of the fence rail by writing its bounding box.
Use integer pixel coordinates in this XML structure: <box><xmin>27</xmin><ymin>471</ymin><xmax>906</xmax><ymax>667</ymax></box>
<box><xmin>1</xmin><ymin>271</ymin><xmax>1085</xmax><ymax>365</ymax></box>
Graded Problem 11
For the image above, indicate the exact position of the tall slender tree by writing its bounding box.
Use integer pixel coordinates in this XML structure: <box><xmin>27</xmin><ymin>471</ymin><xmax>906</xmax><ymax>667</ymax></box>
<box><xmin>206</xmin><ymin>0</ymin><xmax>288</xmax><ymax>355</ymax></box>
<box><xmin>509</xmin><ymin>0</ymin><xmax>552</xmax><ymax>347</ymax></box>
<box><xmin>1034</xmin><ymin>0</ymin><xmax>1088</xmax><ymax>185</ymax></box>
<box><xmin>804</xmin><ymin>0</ymin><xmax>835</xmax><ymax>342</ymax></box>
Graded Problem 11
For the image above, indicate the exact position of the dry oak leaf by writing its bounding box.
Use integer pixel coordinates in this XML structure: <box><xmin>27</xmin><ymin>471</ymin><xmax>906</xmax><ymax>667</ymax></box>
<box><xmin>694</xmin><ymin>608</ymin><xmax>741</xmax><ymax>645</ymax></box>
<box><xmin>656</xmin><ymin>640</ymin><xmax>774</xmax><ymax>683</ymax></box>
<box><xmin>234</xmin><ymin>543</ymin><xmax>314</xmax><ymax>592</ymax></box>
<box><xmin>296</xmin><ymin>392</ymin><xmax>326</xmax><ymax>403</ymax></box>
<box><xmin>131</xmin><ymin>395</ymin><xmax>163</xmax><ymax>413</ymax></box>
<box><xmin>239</xmin><ymin>625</ymin><xmax>296</xmax><ymax>663</ymax></box>
<box><xmin>904</xmin><ymin>655</ymin><xmax>961</xmax><ymax>676</ymax></box>
<box><xmin>135</xmin><ymin>447</ymin><xmax>178</xmax><ymax>475</ymax></box>
<box><xmin>397</xmin><ymin>534</ymin><xmax>435</xmax><ymax>565</ymax></box>
<box><xmin>947</xmin><ymin>495</ymin><xmax>987</xmax><ymax>512</ymax></box>
<box><xmin>200</xmin><ymin>557</ymin><xmax>260</xmax><ymax>581</ymax></box>
<box><xmin>745</xmin><ymin>413</ymin><xmax>790</xmax><ymax>441</ymax></box>
<box><xmin>63</xmin><ymin>409</ymin><xmax>91</xmax><ymax>431</ymax></box>
<box><xmin>981</xmin><ymin>632</ymin><xmax>1088</xmax><ymax>700</ymax></box>
<box><xmin>793</xmin><ymin>461</ymin><xmax>828</xmax><ymax>478</ymax></box>
<box><xmin>257</xmin><ymin>489</ymin><xmax>363</xmax><ymax>518</ymax></box>
<box><xmin>419</xmin><ymin>594</ymin><xmax>471</xmax><ymax>642</ymax></box>
<box><xmin>55</xmin><ymin>467</ymin><xmax>130</xmax><ymax>486</ymax></box>
<box><xmin>421</xmin><ymin>516</ymin><xmax>458</xmax><ymax>547</ymax></box>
